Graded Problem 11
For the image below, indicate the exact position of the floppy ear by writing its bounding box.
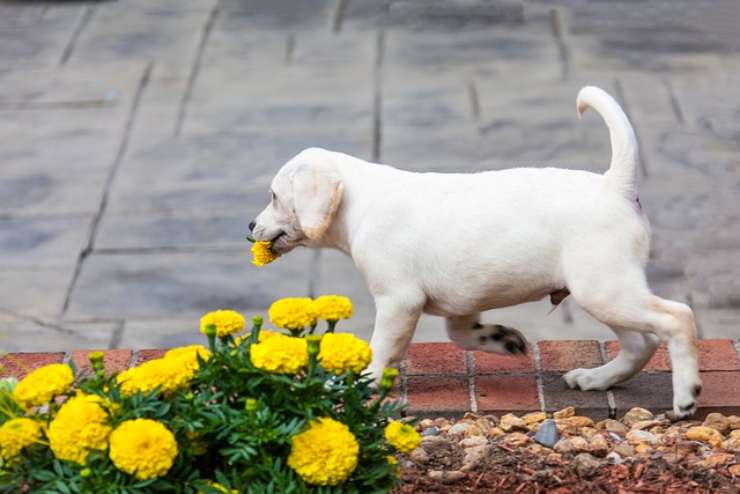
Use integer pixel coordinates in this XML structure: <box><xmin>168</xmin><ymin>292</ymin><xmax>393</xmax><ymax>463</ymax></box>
<box><xmin>292</xmin><ymin>163</ymin><xmax>343</xmax><ymax>240</ymax></box>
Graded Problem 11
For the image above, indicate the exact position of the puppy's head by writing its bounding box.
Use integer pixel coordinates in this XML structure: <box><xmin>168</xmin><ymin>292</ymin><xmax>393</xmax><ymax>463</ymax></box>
<box><xmin>250</xmin><ymin>148</ymin><xmax>343</xmax><ymax>254</ymax></box>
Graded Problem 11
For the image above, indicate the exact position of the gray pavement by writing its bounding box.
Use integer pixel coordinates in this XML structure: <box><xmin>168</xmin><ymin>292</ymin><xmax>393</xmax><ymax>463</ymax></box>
<box><xmin>1</xmin><ymin>0</ymin><xmax>739</xmax><ymax>352</ymax></box>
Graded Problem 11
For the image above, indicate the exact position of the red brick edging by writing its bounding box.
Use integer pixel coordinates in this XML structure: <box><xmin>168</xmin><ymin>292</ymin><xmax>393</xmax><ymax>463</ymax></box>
<box><xmin>2</xmin><ymin>340</ymin><xmax>739</xmax><ymax>419</ymax></box>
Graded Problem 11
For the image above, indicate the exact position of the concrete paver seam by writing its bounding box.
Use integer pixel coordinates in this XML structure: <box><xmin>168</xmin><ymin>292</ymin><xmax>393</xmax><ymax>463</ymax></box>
<box><xmin>59</xmin><ymin>5</ymin><xmax>96</xmax><ymax>66</ymax></box>
<box><xmin>465</xmin><ymin>350</ymin><xmax>478</xmax><ymax>413</ymax></box>
<box><xmin>532</xmin><ymin>344</ymin><xmax>546</xmax><ymax>412</ymax></box>
<box><xmin>372</xmin><ymin>30</ymin><xmax>385</xmax><ymax>162</ymax></box>
<box><xmin>61</xmin><ymin>62</ymin><xmax>154</xmax><ymax>314</ymax></box>
<box><xmin>174</xmin><ymin>0</ymin><xmax>222</xmax><ymax>137</ymax></box>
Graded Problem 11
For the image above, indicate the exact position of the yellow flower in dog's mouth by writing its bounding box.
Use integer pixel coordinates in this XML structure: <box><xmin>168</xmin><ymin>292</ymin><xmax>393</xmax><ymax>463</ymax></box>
<box><xmin>251</xmin><ymin>241</ymin><xmax>280</xmax><ymax>267</ymax></box>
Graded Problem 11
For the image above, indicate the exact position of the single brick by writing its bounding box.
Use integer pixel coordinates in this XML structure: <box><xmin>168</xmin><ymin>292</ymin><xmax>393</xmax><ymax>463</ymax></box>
<box><xmin>540</xmin><ymin>372</ymin><xmax>610</xmax><ymax>420</ymax></box>
<box><xmin>610</xmin><ymin>373</ymin><xmax>674</xmax><ymax>418</ymax></box>
<box><xmin>475</xmin><ymin>375</ymin><xmax>540</xmax><ymax>415</ymax></box>
<box><xmin>472</xmin><ymin>348</ymin><xmax>535</xmax><ymax>374</ymax></box>
<box><xmin>72</xmin><ymin>349</ymin><xmax>133</xmax><ymax>374</ymax></box>
<box><xmin>696</xmin><ymin>371</ymin><xmax>740</xmax><ymax>417</ymax></box>
<box><xmin>406</xmin><ymin>376</ymin><xmax>470</xmax><ymax>417</ymax></box>
<box><xmin>404</xmin><ymin>343</ymin><xmax>466</xmax><ymax>376</ymax></box>
<box><xmin>134</xmin><ymin>349</ymin><xmax>167</xmax><ymax>365</ymax></box>
<box><xmin>0</xmin><ymin>352</ymin><xmax>65</xmax><ymax>379</ymax></box>
<box><xmin>605</xmin><ymin>339</ymin><xmax>739</xmax><ymax>372</ymax></box>
<box><xmin>538</xmin><ymin>340</ymin><xmax>603</xmax><ymax>372</ymax></box>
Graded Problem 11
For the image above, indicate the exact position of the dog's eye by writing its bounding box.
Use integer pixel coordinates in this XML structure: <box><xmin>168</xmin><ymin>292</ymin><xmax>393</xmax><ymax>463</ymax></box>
<box><xmin>271</xmin><ymin>191</ymin><xmax>277</xmax><ymax>202</ymax></box>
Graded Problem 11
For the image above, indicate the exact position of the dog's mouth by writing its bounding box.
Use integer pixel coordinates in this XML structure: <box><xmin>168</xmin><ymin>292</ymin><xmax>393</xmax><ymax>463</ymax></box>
<box><xmin>270</xmin><ymin>231</ymin><xmax>288</xmax><ymax>252</ymax></box>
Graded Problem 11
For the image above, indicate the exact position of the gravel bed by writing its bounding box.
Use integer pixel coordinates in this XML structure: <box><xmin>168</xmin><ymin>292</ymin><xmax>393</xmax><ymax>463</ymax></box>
<box><xmin>393</xmin><ymin>408</ymin><xmax>740</xmax><ymax>493</ymax></box>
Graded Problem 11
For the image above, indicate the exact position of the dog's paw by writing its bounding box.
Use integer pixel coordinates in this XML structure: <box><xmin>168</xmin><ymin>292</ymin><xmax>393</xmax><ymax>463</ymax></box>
<box><xmin>563</xmin><ymin>367</ymin><xmax>613</xmax><ymax>391</ymax></box>
<box><xmin>473</xmin><ymin>324</ymin><xmax>527</xmax><ymax>355</ymax></box>
<box><xmin>667</xmin><ymin>381</ymin><xmax>702</xmax><ymax>421</ymax></box>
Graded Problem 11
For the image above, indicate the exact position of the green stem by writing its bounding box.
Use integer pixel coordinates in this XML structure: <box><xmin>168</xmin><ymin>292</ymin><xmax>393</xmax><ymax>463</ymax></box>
<box><xmin>251</xmin><ymin>316</ymin><xmax>263</xmax><ymax>344</ymax></box>
<box><xmin>205</xmin><ymin>324</ymin><xmax>217</xmax><ymax>353</ymax></box>
<box><xmin>326</xmin><ymin>320</ymin><xmax>337</xmax><ymax>334</ymax></box>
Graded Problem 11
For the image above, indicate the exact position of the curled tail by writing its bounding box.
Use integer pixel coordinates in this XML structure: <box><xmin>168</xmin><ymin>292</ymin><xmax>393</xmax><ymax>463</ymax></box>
<box><xmin>576</xmin><ymin>86</ymin><xmax>639</xmax><ymax>198</ymax></box>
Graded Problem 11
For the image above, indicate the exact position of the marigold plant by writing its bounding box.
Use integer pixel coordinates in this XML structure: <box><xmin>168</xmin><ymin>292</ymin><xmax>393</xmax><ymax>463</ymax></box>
<box><xmin>47</xmin><ymin>393</ymin><xmax>112</xmax><ymax>464</ymax></box>
<box><xmin>12</xmin><ymin>363</ymin><xmax>73</xmax><ymax>409</ymax></box>
<box><xmin>268</xmin><ymin>297</ymin><xmax>318</xmax><ymax>331</ymax></box>
<box><xmin>0</xmin><ymin>295</ymin><xmax>410</xmax><ymax>493</ymax></box>
<box><xmin>313</xmin><ymin>295</ymin><xmax>353</xmax><ymax>322</ymax></box>
<box><xmin>318</xmin><ymin>333</ymin><xmax>372</xmax><ymax>374</ymax></box>
<box><xmin>384</xmin><ymin>420</ymin><xmax>422</xmax><ymax>454</ymax></box>
<box><xmin>199</xmin><ymin>309</ymin><xmax>246</xmax><ymax>338</ymax></box>
<box><xmin>109</xmin><ymin>419</ymin><xmax>178</xmax><ymax>480</ymax></box>
<box><xmin>0</xmin><ymin>418</ymin><xmax>41</xmax><ymax>462</ymax></box>
<box><xmin>287</xmin><ymin>417</ymin><xmax>359</xmax><ymax>486</ymax></box>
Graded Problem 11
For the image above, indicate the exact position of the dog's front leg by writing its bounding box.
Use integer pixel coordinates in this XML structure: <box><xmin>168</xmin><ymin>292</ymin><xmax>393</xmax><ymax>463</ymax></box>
<box><xmin>366</xmin><ymin>293</ymin><xmax>424</xmax><ymax>382</ymax></box>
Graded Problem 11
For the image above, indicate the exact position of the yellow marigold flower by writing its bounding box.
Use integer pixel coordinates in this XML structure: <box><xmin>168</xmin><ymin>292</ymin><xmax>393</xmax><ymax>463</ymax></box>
<box><xmin>48</xmin><ymin>393</ymin><xmax>111</xmax><ymax>464</ymax></box>
<box><xmin>250</xmin><ymin>333</ymin><xmax>308</xmax><ymax>374</ymax></box>
<box><xmin>0</xmin><ymin>418</ymin><xmax>42</xmax><ymax>461</ymax></box>
<box><xmin>164</xmin><ymin>345</ymin><xmax>210</xmax><ymax>371</ymax></box>
<box><xmin>251</xmin><ymin>241</ymin><xmax>280</xmax><ymax>267</ymax></box>
<box><xmin>384</xmin><ymin>421</ymin><xmax>421</xmax><ymax>454</ymax></box>
<box><xmin>200</xmin><ymin>310</ymin><xmax>246</xmax><ymax>337</ymax></box>
<box><xmin>287</xmin><ymin>417</ymin><xmax>359</xmax><ymax>486</ymax></box>
<box><xmin>268</xmin><ymin>298</ymin><xmax>317</xmax><ymax>330</ymax></box>
<box><xmin>13</xmin><ymin>363</ymin><xmax>73</xmax><ymax>408</ymax></box>
<box><xmin>313</xmin><ymin>295</ymin><xmax>353</xmax><ymax>321</ymax></box>
<box><xmin>109</xmin><ymin>419</ymin><xmax>178</xmax><ymax>480</ymax></box>
<box><xmin>116</xmin><ymin>357</ymin><xmax>194</xmax><ymax>397</ymax></box>
<box><xmin>318</xmin><ymin>333</ymin><xmax>372</xmax><ymax>374</ymax></box>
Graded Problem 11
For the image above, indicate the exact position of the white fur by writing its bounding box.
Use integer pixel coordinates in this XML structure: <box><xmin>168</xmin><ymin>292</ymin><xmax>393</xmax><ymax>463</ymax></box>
<box><xmin>252</xmin><ymin>86</ymin><xmax>701</xmax><ymax>418</ymax></box>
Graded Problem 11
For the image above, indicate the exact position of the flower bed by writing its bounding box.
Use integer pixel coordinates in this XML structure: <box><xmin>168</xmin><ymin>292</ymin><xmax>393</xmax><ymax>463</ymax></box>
<box><xmin>0</xmin><ymin>296</ymin><xmax>421</xmax><ymax>493</ymax></box>
<box><xmin>393</xmin><ymin>408</ymin><xmax>740</xmax><ymax>493</ymax></box>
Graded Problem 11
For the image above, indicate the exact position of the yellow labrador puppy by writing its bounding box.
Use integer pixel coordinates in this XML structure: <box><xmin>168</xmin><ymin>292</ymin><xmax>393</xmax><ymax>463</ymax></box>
<box><xmin>250</xmin><ymin>86</ymin><xmax>701</xmax><ymax>419</ymax></box>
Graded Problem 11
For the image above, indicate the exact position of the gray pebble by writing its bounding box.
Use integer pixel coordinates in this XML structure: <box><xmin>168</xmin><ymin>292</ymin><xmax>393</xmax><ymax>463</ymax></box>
<box><xmin>421</xmin><ymin>426</ymin><xmax>440</xmax><ymax>436</ymax></box>
<box><xmin>533</xmin><ymin>419</ymin><xmax>559</xmax><ymax>448</ymax></box>
<box><xmin>606</xmin><ymin>452</ymin><xmax>623</xmax><ymax>464</ymax></box>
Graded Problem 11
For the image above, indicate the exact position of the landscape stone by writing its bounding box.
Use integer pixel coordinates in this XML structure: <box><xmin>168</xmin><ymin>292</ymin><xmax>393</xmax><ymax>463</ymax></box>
<box><xmin>573</xmin><ymin>453</ymin><xmax>602</xmax><ymax>477</ymax></box>
<box><xmin>686</xmin><ymin>426</ymin><xmax>724</xmax><ymax>448</ymax></box>
<box><xmin>622</xmin><ymin>407</ymin><xmax>654</xmax><ymax>427</ymax></box>
<box><xmin>702</xmin><ymin>413</ymin><xmax>731</xmax><ymax>435</ymax></box>
<box><xmin>533</xmin><ymin>419</ymin><xmax>559</xmax><ymax>448</ymax></box>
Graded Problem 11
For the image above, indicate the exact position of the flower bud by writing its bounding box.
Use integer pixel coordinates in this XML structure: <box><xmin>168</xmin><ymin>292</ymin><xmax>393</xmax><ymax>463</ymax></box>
<box><xmin>203</xmin><ymin>324</ymin><xmax>217</xmax><ymax>338</ymax></box>
<box><xmin>250</xmin><ymin>315</ymin><xmax>264</xmax><ymax>343</ymax></box>
<box><xmin>88</xmin><ymin>351</ymin><xmax>105</xmax><ymax>370</ymax></box>
<box><xmin>380</xmin><ymin>367</ymin><xmax>399</xmax><ymax>391</ymax></box>
<box><xmin>306</xmin><ymin>335</ymin><xmax>321</xmax><ymax>357</ymax></box>
<box><xmin>245</xmin><ymin>398</ymin><xmax>258</xmax><ymax>412</ymax></box>
<box><xmin>80</xmin><ymin>468</ymin><xmax>92</xmax><ymax>478</ymax></box>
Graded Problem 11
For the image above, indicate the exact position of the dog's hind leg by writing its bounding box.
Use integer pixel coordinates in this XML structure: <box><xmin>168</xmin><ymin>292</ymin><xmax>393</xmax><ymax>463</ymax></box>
<box><xmin>445</xmin><ymin>314</ymin><xmax>527</xmax><ymax>355</ymax></box>
<box><xmin>564</xmin><ymin>328</ymin><xmax>659</xmax><ymax>390</ymax></box>
<box><xmin>564</xmin><ymin>262</ymin><xmax>701</xmax><ymax>419</ymax></box>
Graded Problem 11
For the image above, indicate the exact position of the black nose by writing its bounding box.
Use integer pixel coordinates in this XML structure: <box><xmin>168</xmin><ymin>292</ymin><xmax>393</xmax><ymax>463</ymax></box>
<box><xmin>249</xmin><ymin>221</ymin><xmax>256</xmax><ymax>232</ymax></box>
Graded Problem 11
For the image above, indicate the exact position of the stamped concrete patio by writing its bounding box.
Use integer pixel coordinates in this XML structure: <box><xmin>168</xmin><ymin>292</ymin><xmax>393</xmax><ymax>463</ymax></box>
<box><xmin>0</xmin><ymin>0</ymin><xmax>739</xmax><ymax>353</ymax></box>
